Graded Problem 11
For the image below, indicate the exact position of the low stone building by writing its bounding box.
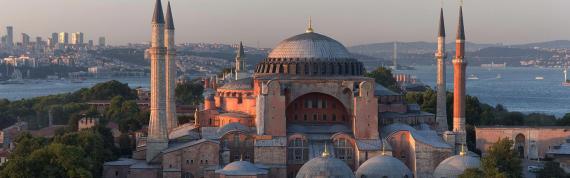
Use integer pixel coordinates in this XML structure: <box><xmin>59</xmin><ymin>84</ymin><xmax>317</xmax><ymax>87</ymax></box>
<box><xmin>376</xmin><ymin>84</ymin><xmax>436</xmax><ymax>128</ymax></box>
<box><xmin>476</xmin><ymin>126</ymin><xmax>570</xmax><ymax>159</ymax></box>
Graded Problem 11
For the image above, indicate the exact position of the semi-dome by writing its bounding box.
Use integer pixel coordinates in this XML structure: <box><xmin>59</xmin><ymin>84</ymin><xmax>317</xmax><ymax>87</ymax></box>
<box><xmin>268</xmin><ymin>32</ymin><xmax>352</xmax><ymax>59</ymax></box>
<box><xmin>355</xmin><ymin>155</ymin><xmax>413</xmax><ymax>178</ymax></box>
<box><xmin>215</xmin><ymin>161</ymin><xmax>268</xmax><ymax>176</ymax></box>
<box><xmin>255</xmin><ymin>30</ymin><xmax>364</xmax><ymax>78</ymax></box>
<box><xmin>433</xmin><ymin>153</ymin><xmax>481</xmax><ymax>178</ymax></box>
<box><xmin>296</xmin><ymin>150</ymin><xmax>355</xmax><ymax>178</ymax></box>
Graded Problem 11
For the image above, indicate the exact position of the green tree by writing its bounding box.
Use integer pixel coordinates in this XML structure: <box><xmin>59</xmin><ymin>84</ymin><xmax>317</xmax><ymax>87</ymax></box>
<box><xmin>365</xmin><ymin>67</ymin><xmax>400</xmax><ymax>92</ymax></box>
<box><xmin>175</xmin><ymin>81</ymin><xmax>205</xmax><ymax>105</ymax></box>
<box><xmin>52</xmin><ymin>129</ymin><xmax>115</xmax><ymax>178</ymax></box>
<box><xmin>557</xmin><ymin>113</ymin><xmax>570</xmax><ymax>126</ymax></box>
<box><xmin>81</xmin><ymin>80</ymin><xmax>137</xmax><ymax>100</ymax></box>
<box><xmin>481</xmin><ymin>138</ymin><xmax>522</xmax><ymax>178</ymax></box>
<box><xmin>118</xmin><ymin>133</ymin><xmax>134</xmax><ymax>156</ymax></box>
<box><xmin>0</xmin><ymin>143</ymin><xmax>92</xmax><ymax>178</ymax></box>
<box><xmin>459</xmin><ymin>168</ymin><xmax>487</xmax><ymax>178</ymax></box>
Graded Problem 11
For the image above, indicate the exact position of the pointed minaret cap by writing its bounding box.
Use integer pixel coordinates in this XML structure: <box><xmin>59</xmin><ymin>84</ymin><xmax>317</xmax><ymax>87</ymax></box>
<box><xmin>237</xmin><ymin>41</ymin><xmax>245</xmax><ymax>58</ymax></box>
<box><xmin>438</xmin><ymin>8</ymin><xmax>446</xmax><ymax>37</ymax></box>
<box><xmin>152</xmin><ymin>0</ymin><xmax>165</xmax><ymax>24</ymax></box>
<box><xmin>456</xmin><ymin>6</ymin><xmax>465</xmax><ymax>40</ymax></box>
<box><xmin>322</xmin><ymin>144</ymin><xmax>330</xmax><ymax>158</ymax></box>
<box><xmin>165</xmin><ymin>1</ymin><xmax>175</xmax><ymax>29</ymax></box>
<box><xmin>306</xmin><ymin>17</ymin><xmax>314</xmax><ymax>33</ymax></box>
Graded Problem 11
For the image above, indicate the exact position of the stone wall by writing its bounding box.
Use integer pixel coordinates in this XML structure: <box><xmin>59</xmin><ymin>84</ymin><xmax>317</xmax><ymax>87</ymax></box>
<box><xmin>476</xmin><ymin>127</ymin><xmax>570</xmax><ymax>159</ymax></box>
<box><xmin>162</xmin><ymin>141</ymin><xmax>220</xmax><ymax>178</ymax></box>
<box><xmin>102</xmin><ymin>165</ymin><xmax>131</xmax><ymax>178</ymax></box>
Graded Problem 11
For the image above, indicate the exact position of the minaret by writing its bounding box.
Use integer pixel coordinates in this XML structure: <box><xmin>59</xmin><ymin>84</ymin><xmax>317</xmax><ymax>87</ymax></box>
<box><xmin>234</xmin><ymin>41</ymin><xmax>247</xmax><ymax>80</ymax></box>
<box><xmin>452</xmin><ymin>6</ymin><xmax>467</xmax><ymax>151</ymax></box>
<box><xmin>165</xmin><ymin>1</ymin><xmax>178</xmax><ymax>131</ymax></box>
<box><xmin>147</xmin><ymin>0</ymin><xmax>168</xmax><ymax>162</ymax></box>
<box><xmin>435</xmin><ymin>8</ymin><xmax>448</xmax><ymax>133</ymax></box>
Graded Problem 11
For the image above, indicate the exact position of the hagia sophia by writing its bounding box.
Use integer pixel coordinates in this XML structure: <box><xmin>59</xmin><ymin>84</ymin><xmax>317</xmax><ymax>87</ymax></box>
<box><xmin>103</xmin><ymin>0</ymin><xmax>482</xmax><ymax>177</ymax></box>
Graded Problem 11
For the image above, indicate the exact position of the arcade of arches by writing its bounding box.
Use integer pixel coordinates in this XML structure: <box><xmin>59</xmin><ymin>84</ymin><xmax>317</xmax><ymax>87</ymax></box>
<box><xmin>285</xmin><ymin>93</ymin><xmax>350</xmax><ymax>125</ymax></box>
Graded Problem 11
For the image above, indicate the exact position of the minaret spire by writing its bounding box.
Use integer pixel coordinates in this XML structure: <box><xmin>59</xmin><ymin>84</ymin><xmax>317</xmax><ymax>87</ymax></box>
<box><xmin>165</xmin><ymin>1</ymin><xmax>175</xmax><ymax>30</ymax></box>
<box><xmin>456</xmin><ymin>6</ymin><xmax>465</xmax><ymax>42</ymax></box>
<box><xmin>152</xmin><ymin>0</ymin><xmax>164</xmax><ymax>24</ymax></box>
<box><xmin>435</xmin><ymin>7</ymin><xmax>448</xmax><ymax>133</ymax></box>
<box><xmin>439</xmin><ymin>8</ymin><xmax>446</xmax><ymax>37</ymax></box>
<box><xmin>234</xmin><ymin>41</ymin><xmax>247</xmax><ymax>80</ymax></box>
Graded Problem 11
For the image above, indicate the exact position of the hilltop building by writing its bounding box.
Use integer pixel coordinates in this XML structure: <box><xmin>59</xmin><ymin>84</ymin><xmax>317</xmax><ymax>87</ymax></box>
<box><xmin>103</xmin><ymin>2</ymin><xmax>478</xmax><ymax>178</ymax></box>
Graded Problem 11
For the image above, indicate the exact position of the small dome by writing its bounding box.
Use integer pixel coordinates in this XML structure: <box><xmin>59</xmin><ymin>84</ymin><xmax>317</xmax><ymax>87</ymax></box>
<box><xmin>268</xmin><ymin>32</ymin><xmax>352</xmax><ymax>59</ymax></box>
<box><xmin>355</xmin><ymin>155</ymin><xmax>413</xmax><ymax>178</ymax></box>
<box><xmin>296</xmin><ymin>155</ymin><xmax>355</xmax><ymax>178</ymax></box>
<box><xmin>433</xmin><ymin>155</ymin><xmax>481</xmax><ymax>178</ymax></box>
<box><xmin>219</xmin><ymin>77</ymin><xmax>253</xmax><ymax>90</ymax></box>
<box><xmin>215</xmin><ymin>161</ymin><xmax>268</xmax><ymax>176</ymax></box>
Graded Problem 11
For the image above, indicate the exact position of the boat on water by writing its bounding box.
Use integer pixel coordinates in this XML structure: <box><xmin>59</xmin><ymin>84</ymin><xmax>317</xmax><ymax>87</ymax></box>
<box><xmin>496</xmin><ymin>74</ymin><xmax>502</xmax><ymax>79</ymax></box>
<box><xmin>467</xmin><ymin>74</ymin><xmax>479</xmax><ymax>80</ymax></box>
<box><xmin>70</xmin><ymin>77</ymin><xmax>86</xmax><ymax>83</ymax></box>
<box><xmin>535</xmin><ymin>76</ymin><xmax>545</xmax><ymax>80</ymax></box>
<box><xmin>563</xmin><ymin>68</ymin><xmax>570</xmax><ymax>86</ymax></box>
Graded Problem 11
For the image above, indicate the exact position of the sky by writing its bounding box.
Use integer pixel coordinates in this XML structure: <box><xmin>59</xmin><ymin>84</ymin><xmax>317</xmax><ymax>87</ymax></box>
<box><xmin>1</xmin><ymin>0</ymin><xmax>569</xmax><ymax>47</ymax></box>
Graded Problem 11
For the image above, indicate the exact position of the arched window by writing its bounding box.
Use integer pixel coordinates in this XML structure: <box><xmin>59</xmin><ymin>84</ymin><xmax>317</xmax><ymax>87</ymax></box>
<box><xmin>334</xmin><ymin>138</ymin><xmax>354</xmax><ymax>163</ymax></box>
<box><xmin>288</xmin><ymin>138</ymin><xmax>308</xmax><ymax>164</ymax></box>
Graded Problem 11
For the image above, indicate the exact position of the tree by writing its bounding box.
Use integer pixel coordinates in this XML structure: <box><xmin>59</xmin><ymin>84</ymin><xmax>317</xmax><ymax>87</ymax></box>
<box><xmin>365</xmin><ymin>67</ymin><xmax>400</xmax><ymax>92</ymax></box>
<box><xmin>537</xmin><ymin>161</ymin><xmax>567</xmax><ymax>178</ymax></box>
<box><xmin>481</xmin><ymin>138</ymin><xmax>523</xmax><ymax>178</ymax></box>
<box><xmin>459</xmin><ymin>168</ymin><xmax>485</xmax><ymax>178</ymax></box>
<box><xmin>557</xmin><ymin>113</ymin><xmax>570</xmax><ymax>126</ymax></box>
<box><xmin>175</xmin><ymin>81</ymin><xmax>204</xmax><ymax>105</ymax></box>
<box><xmin>0</xmin><ymin>143</ymin><xmax>92</xmax><ymax>178</ymax></box>
<box><xmin>81</xmin><ymin>80</ymin><xmax>137</xmax><ymax>101</ymax></box>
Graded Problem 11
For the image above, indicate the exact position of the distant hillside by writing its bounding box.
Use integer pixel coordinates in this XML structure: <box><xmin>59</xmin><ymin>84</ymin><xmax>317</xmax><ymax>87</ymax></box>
<box><xmin>348</xmin><ymin>41</ymin><xmax>498</xmax><ymax>58</ymax></box>
<box><xmin>510</xmin><ymin>40</ymin><xmax>570</xmax><ymax>49</ymax></box>
<box><xmin>469</xmin><ymin>47</ymin><xmax>553</xmax><ymax>58</ymax></box>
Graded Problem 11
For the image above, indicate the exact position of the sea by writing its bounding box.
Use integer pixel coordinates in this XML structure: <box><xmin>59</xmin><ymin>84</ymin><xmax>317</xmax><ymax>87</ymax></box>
<box><xmin>0</xmin><ymin>66</ymin><xmax>568</xmax><ymax>117</ymax></box>
<box><xmin>392</xmin><ymin>66</ymin><xmax>570</xmax><ymax>117</ymax></box>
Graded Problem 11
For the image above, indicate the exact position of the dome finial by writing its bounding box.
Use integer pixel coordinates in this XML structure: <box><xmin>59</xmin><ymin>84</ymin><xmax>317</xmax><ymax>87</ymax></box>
<box><xmin>306</xmin><ymin>17</ymin><xmax>314</xmax><ymax>33</ymax></box>
<box><xmin>322</xmin><ymin>143</ymin><xmax>330</xmax><ymax>157</ymax></box>
<box><xmin>381</xmin><ymin>139</ymin><xmax>387</xmax><ymax>155</ymax></box>
<box><xmin>459</xmin><ymin>144</ymin><xmax>466</xmax><ymax>156</ymax></box>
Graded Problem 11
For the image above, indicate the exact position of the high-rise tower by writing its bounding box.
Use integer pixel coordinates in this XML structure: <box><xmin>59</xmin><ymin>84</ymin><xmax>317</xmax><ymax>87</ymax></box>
<box><xmin>235</xmin><ymin>41</ymin><xmax>247</xmax><ymax>80</ymax></box>
<box><xmin>147</xmin><ymin>0</ymin><xmax>168</xmax><ymax>162</ymax></box>
<box><xmin>435</xmin><ymin>8</ymin><xmax>448</xmax><ymax>133</ymax></box>
<box><xmin>452</xmin><ymin>6</ymin><xmax>467</xmax><ymax>151</ymax></box>
<box><xmin>6</xmin><ymin>26</ymin><xmax>13</xmax><ymax>49</ymax></box>
<box><xmin>165</xmin><ymin>1</ymin><xmax>178</xmax><ymax>131</ymax></box>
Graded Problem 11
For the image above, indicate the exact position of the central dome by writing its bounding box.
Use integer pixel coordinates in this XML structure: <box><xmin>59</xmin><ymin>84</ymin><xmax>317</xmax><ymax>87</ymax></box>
<box><xmin>254</xmin><ymin>31</ymin><xmax>364</xmax><ymax>77</ymax></box>
<box><xmin>268</xmin><ymin>32</ymin><xmax>352</xmax><ymax>59</ymax></box>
